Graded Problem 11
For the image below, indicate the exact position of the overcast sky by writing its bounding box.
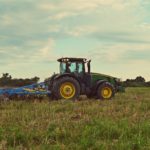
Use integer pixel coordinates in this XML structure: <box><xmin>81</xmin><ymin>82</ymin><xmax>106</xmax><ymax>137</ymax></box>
<box><xmin>0</xmin><ymin>0</ymin><xmax>150</xmax><ymax>81</ymax></box>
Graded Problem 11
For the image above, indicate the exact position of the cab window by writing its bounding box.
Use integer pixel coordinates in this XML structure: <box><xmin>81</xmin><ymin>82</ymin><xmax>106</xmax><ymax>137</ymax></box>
<box><xmin>69</xmin><ymin>62</ymin><xmax>77</xmax><ymax>73</ymax></box>
<box><xmin>60</xmin><ymin>62</ymin><xmax>66</xmax><ymax>73</ymax></box>
<box><xmin>77</xmin><ymin>63</ymin><xmax>84</xmax><ymax>73</ymax></box>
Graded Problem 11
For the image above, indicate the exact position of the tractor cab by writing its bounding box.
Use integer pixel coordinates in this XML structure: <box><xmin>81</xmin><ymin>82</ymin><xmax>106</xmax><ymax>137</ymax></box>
<box><xmin>57</xmin><ymin>57</ymin><xmax>91</xmax><ymax>74</ymax></box>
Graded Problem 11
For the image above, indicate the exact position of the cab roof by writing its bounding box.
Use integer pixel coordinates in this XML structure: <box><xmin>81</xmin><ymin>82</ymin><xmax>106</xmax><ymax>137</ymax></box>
<box><xmin>57</xmin><ymin>57</ymin><xmax>87</xmax><ymax>62</ymax></box>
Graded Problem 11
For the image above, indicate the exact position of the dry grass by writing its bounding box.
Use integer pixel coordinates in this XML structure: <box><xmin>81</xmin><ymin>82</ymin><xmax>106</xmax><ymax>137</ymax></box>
<box><xmin>0</xmin><ymin>87</ymin><xmax>150</xmax><ymax>150</ymax></box>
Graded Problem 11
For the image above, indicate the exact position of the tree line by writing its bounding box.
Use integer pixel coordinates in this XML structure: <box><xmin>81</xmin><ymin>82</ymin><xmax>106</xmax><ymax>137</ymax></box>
<box><xmin>0</xmin><ymin>73</ymin><xmax>149</xmax><ymax>87</ymax></box>
<box><xmin>0</xmin><ymin>73</ymin><xmax>40</xmax><ymax>87</ymax></box>
<box><xmin>123</xmin><ymin>76</ymin><xmax>150</xmax><ymax>87</ymax></box>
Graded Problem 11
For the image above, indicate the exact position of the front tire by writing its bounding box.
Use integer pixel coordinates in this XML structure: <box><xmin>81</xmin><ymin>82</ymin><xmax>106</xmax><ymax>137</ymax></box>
<box><xmin>52</xmin><ymin>77</ymin><xmax>80</xmax><ymax>100</ymax></box>
<box><xmin>97</xmin><ymin>82</ymin><xmax>115</xmax><ymax>100</ymax></box>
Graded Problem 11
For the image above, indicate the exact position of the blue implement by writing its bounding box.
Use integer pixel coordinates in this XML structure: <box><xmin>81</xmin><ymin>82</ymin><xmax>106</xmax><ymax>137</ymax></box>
<box><xmin>0</xmin><ymin>82</ymin><xmax>51</xmax><ymax>98</ymax></box>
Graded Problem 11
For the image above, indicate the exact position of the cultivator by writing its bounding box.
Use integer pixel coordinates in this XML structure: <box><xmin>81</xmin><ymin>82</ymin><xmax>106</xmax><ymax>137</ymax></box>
<box><xmin>0</xmin><ymin>82</ymin><xmax>51</xmax><ymax>101</ymax></box>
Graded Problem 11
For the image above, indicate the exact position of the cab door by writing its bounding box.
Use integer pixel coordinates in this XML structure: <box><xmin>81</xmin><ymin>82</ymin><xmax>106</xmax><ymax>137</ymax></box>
<box><xmin>77</xmin><ymin>62</ymin><xmax>91</xmax><ymax>87</ymax></box>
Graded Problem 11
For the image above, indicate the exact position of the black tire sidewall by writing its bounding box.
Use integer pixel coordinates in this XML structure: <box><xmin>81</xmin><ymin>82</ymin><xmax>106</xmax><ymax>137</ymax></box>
<box><xmin>53</xmin><ymin>77</ymin><xmax>80</xmax><ymax>100</ymax></box>
<box><xmin>97</xmin><ymin>82</ymin><xmax>115</xmax><ymax>100</ymax></box>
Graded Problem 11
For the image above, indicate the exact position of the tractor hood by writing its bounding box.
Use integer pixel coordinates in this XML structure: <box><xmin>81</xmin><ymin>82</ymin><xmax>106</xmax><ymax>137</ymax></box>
<box><xmin>91</xmin><ymin>72</ymin><xmax>118</xmax><ymax>80</ymax></box>
<box><xmin>90</xmin><ymin>72</ymin><xmax>123</xmax><ymax>86</ymax></box>
<box><xmin>90</xmin><ymin>72</ymin><xmax>125</xmax><ymax>93</ymax></box>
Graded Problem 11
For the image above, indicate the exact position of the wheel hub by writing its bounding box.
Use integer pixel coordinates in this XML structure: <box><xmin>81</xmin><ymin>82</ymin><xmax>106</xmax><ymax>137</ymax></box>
<box><xmin>101</xmin><ymin>87</ymin><xmax>112</xmax><ymax>99</ymax></box>
<box><xmin>60</xmin><ymin>82</ymin><xmax>75</xmax><ymax>99</ymax></box>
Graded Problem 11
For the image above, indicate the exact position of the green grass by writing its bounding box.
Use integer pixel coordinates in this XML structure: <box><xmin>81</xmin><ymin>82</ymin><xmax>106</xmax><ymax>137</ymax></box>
<box><xmin>0</xmin><ymin>87</ymin><xmax>150</xmax><ymax>150</ymax></box>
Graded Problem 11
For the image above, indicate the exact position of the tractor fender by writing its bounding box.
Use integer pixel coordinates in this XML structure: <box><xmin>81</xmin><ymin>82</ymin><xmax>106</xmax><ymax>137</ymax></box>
<box><xmin>88</xmin><ymin>80</ymin><xmax>107</xmax><ymax>96</ymax></box>
<box><xmin>45</xmin><ymin>74</ymin><xmax>58</xmax><ymax>91</ymax></box>
<box><xmin>54</xmin><ymin>73</ymin><xmax>81</xmax><ymax>87</ymax></box>
<box><xmin>95</xmin><ymin>80</ymin><xmax>107</xmax><ymax>91</ymax></box>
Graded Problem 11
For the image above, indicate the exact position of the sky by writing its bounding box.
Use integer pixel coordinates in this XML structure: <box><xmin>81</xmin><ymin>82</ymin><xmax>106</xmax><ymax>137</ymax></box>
<box><xmin>0</xmin><ymin>0</ymin><xmax>150</xmax><ymax>81</ymax></box>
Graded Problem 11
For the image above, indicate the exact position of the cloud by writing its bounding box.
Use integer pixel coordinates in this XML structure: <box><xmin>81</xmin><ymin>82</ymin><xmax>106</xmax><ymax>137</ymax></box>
<box><xmin>0</xmin><ymin>37</ymin><xmax>57</xmax><ymax>67</ymax></box>
<box><xmin>0</xmin><ymin>15</ymin><xmax>14</xmax><ymax>26</ymax></box>
<box><xmin>38</xmin><ymin>3</ymin><xmax>57</xmax><ymax>10</ymax></box>
<box><xmin>48</xmin><ymin>25</ymin><xmax>60</xmax><ymax>32</ymax></box>
<box><xmin>66</xmin><ymin>25</ymin><xmax>99</xmax><ymax>37</ymax></box>
<box><xmin>87</xmin><ymin>43</ymin><xmax>150</xmax><ymax>63</ymax></box>
<box><xmin>38</xmin><ymin>0</ymin><xmax>130</xmax><ymax>12</ymax></box>
<box><xmin>0</xmin><ymin>0</ymin><xmax>150</xmax><ymax>80</ymax></box>
<box><xmin>38</xmin><ymin>38</ymin><xmax>56</xmax><ymax>59</ymax></box>
<box><xmin>51</xmin><ymin>12</ymin><xmax>78</xmax><ymax>20</ymax></box>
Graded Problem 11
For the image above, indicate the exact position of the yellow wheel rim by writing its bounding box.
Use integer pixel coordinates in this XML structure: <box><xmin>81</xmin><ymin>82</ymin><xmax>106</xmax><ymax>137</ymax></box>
<box><xmin>60</xmin><ymin>82</ymin><xmax>76</xmax><ymax>99</ymax></box>
<box><xmin>101</xmin><ymin>87</ymin><xmax>112</xmax><ymax>99</ymax></box>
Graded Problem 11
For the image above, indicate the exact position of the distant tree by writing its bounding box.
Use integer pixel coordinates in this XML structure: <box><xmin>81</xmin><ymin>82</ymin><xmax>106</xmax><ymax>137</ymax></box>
<box><xmin>0</xmin><ymin>73</ymin><xmax>40</xmax><ymax>87</ymax></box>
<box><xmin>123</xmin><ymin>76</ymin><xmax>146</xmax><ymax>87</ymax></box>
<box><xmin>2</xmin><ymin>73</ymin><xmax>12</xmax><ymax>80</ymax></box>
<box><xmin>135</xmin><ymin>76</ymin><xmax>145</xmax><ymax>83</ymax></box>
<box><xmin>145</xmin><ymin>81</ymin><xmax>150</xmax><ymax>87</ymax></box>
<box><xmin>31</xmin><ymin>76</ymin><xmax>40</xmax><ymax>83</ymax></box>
<box><xmin>0</xmin><ymin>73</ymin><xmax>12</xmax><ymax>86</ymax></box>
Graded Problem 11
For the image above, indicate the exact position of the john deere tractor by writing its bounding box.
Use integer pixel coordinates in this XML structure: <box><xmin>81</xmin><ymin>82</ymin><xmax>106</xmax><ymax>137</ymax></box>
<box><xmin>45</xmin><ymin>57</ymin><xmax>124</xmax><ymax>100</ymax></box>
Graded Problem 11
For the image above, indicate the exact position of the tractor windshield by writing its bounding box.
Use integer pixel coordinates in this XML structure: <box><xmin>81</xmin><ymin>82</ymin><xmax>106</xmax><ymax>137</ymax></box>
<box><xmin>68</xmin><ymin>62</ymin><xmax>76</xmax><ymax>72</ymax></box>
<box><xmin>68</xmin><ymin>62</ymin><xmax>84</xmax><ymax>73</ymax></box>
<box><xmin>60</xmin><ymin>62</ymin><xmax>66</xmax><ymax>74</ymax></box>
<box><xmin>60</xmin><ymin>61</ymin><xmax>84</xmax><ymax>74</ymax></box>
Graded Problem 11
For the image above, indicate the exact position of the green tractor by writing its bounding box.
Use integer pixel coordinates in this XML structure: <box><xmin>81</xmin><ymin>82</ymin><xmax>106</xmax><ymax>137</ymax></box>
<box><xmin>45</xmin><ymin>57</ymin><xmax>125</xmax><ymax>100</ymax></box>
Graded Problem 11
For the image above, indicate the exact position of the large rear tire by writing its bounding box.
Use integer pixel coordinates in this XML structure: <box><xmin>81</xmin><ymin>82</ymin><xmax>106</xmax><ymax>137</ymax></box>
<box><xmin>52</xmin><ymin>77</ymin><xmax>80</xmax><ymax>100</ymax></box>
<box><xmin>97</xmin><ymin>82</ymin><xmax>115</xmax><ymax>100</ymax></box>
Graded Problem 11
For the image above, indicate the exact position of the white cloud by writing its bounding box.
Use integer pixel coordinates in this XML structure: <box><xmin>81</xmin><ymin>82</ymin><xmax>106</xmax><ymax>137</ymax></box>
<box><xmin>38</xmin><ymin>3</ymin><xmax>57</xmax><ymax>10</ymax></box>
<box><xmin>48</xmin><ymin>25</ymin><xmax>60</xmax><ymax>32</ymax></box>
<box><xmin>50</xmin><ymin>12</ymin><xmax>78</xmax><ymax>20</ymax></box>
<box><xmin>88</xmin><ymin>43</ymin><xmax>150</xmax><ymax>63</ymax></box>
<box><xmin>38</xmin><ymin>0</ymin><xmax>139</xmax><ymax>13</ymax></box>
<box><xmin>66</xmin><ymin>25</ymin><xmax>99</xmax><ymax>37</ymax></box>
<box><xmin>0</xmin><ymin>38</ymin><xmax>57</xmax><ymax>66</ymax></box>
<box><xmin>39</xmin><ymin>38</ymin><xmax>55</xmax><ymax>58</ymax></box>
<box><xmin>140</xmin><ymin>23</ymin><xmax>150</xmax><ymax>30</ymax></box>
<box><xmin>1</xmin><ymin>15</ymin><xmax>14</xmax><ymax>26</ymax></box>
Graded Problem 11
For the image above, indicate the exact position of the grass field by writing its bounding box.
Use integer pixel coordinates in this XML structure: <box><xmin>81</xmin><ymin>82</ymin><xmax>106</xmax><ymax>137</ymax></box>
<box><xmin>0</xmin><ymin>88</ymin><xmax>150</xmax><ymax>150</ymax></box>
